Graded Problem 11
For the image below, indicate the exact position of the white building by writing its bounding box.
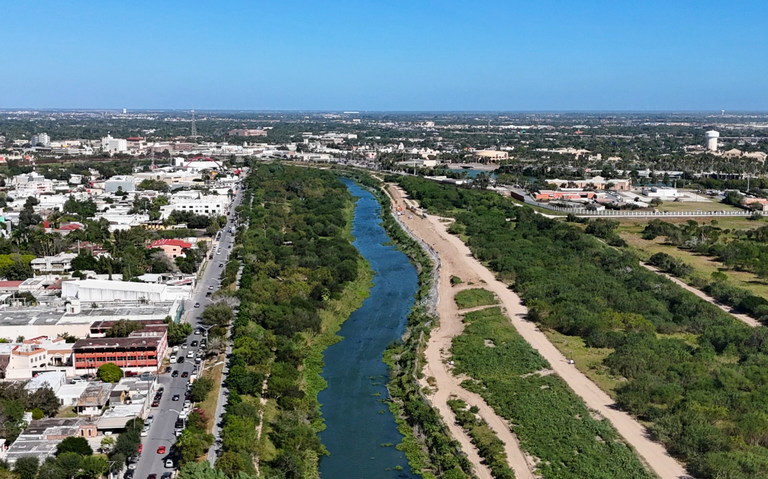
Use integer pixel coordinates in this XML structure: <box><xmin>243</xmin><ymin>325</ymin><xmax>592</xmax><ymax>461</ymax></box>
<box><xmin>159</xmin><ymin>191</ymin><xmax>229</xmax><ymax>219</ymax></box>
<box><xmin>642</xmin><ymin>187</ymin><xmax>685</xmax><ymax>199</ymax></box>
<box><xmin>30</xmin><ymin>253</ymin><xmax>78</xmax><ymax>273</ymax></box>
<box><xmin>105</xmin><ymin>175</ymin><xmax>137</xmax><ymax>193</ymax></box>
<box><xmin>706</xmin><ymin>130</ymin><xmax>720</xmax><ymax>152</ymax></box>
<box><xmin>31</xmin><ymin>133</ymin><xmax>51</xmax><ymax>147</ymax></box>
<box><xmin>101</xmin><ymin>135</ymin><xmax>128</xmax><ymax>154</ymax></box>
<box><xmin>61</xmin><ymin>279</ymin><xmax>192</xmax><ymax>302</ymax></box>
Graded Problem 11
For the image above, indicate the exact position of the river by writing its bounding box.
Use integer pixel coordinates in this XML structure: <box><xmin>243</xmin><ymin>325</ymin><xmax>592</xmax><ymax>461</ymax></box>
<box><xmin>318</xmin><ymin>179</ymin><xmax>419</xmax><ymax>479</ymax></box>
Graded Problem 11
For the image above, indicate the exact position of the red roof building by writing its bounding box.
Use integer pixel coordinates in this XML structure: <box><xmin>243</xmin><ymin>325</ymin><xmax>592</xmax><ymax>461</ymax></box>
<box><xmin>148</xmin><ymin>239</ymin><xmax>193</xmax><ymax>259</ymax></box>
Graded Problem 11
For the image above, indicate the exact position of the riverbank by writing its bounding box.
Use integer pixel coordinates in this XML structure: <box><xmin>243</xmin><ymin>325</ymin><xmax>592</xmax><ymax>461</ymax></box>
<box><xmin>388</xmin><ymin>181</ymin><xmax>688</xmax><ymax>479</ymax></box>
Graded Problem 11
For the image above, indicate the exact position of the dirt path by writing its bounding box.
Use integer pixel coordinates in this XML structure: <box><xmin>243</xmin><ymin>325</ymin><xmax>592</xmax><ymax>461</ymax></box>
<box><xmin>387</xmin><ymin>185</ymin><xmax>535</xmax><ymax>479</ymax></box>
<box><xmin>641</xmin><ymin>263</ymin><xmax>760</xmax><ymax>327</ymax></box>
<box><xmin>388</xmin><ymin>184</ymin><xmax>691</xmax><ymax>479</ymax></box>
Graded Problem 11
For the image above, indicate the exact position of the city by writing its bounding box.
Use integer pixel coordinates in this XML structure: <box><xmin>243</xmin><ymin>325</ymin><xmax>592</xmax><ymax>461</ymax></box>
<box><xmin>2</xmin><ymin>2</ymin><xmax>768</xmax><ymax>479</ymax></box>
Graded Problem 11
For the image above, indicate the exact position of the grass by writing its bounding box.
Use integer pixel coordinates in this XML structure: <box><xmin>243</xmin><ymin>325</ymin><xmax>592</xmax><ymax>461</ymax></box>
<box><xmin>654</xmin><ymin>200</ymin><xmax>743</xmax><ymax>212</ymax></box>
<box><xmin>618</xmin><ymin>229</ymin><xmax>768</xmax><ymax>300</ymax></box>
<box><xmin>544</xmin><ymin>330</ymin><xmax>622</xmax><ymax>397</ymax></box>
<box><xmin>454</xmin><ymin>288</ymin><xmax>498</xmax><ymax>309</ymax></box>
<box><xmin>614</xmin><ymin>215</ymin><xmax>764</xmax><ymax>231</ymax></box>
<box><xmin>451</xmin><ymin>307</ymin><xmax>653</xmax><ymax>479</ymax></box>
<box><xmin>197</xmin><ymin>353</ymin><xmax>225</xmax><ymax>434</ymax></box>
<box><xmin>56</xmin><ymin>406</ymin><xmax>78</xmax><ymax>418</ymax></box>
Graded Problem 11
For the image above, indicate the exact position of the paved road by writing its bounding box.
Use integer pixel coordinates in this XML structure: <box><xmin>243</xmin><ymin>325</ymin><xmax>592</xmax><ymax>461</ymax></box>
<box><xmin>133</xmin><ymin>190</ymin><xmax>242</xmax><ymax>479</ymax></box>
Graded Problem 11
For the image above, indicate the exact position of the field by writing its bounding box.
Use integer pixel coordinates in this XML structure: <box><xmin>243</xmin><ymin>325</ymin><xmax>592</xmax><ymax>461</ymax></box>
<box><xmin>543</xmin><ymin>330</ymin><xmax>621</xmax><ymax>396</ymax></box>
<box><xmin>654</xmin><ymin>200</ymin><xmax>744</xmax><ymax>212</ymax></box>
<box><xmin>454</xmin><ymin>288</ymin><xmax>498</xmax><ymax>309</ymax></box>
<box><xmin>451</xmin><ymin>307</ymin><xmax>652</xmax><ymax>479</ymax></box>
<box><xmin>618</xmin><ymin>226</ymin><xmax>768</xmax><ymax>300</ymax></box>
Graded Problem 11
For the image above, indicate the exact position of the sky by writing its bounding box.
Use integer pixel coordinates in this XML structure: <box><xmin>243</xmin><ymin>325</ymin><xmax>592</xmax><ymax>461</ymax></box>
<box><xmin>1</xmin><ymin>0</ymin><xmax>767</xmax><ymax>111</ymax></box>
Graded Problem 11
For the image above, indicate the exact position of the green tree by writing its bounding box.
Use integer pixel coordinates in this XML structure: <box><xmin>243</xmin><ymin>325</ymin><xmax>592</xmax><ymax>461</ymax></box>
<box><xmin>56</xmin><ymin>436</ymin><xmax>93</xmax><ymax>456</ymax></box>
<box><xmin>105</xmin><ymin>320</ymin><xmax>144</xmax><ymax>338</ymax></box>
<box><xmin>14</xmin><ymin>456</ymin><xmax>40</xmax><ymax>479</ymax></box>
<box><xmin>215</xmin><ymin>451</ymin><xmax>247</xmax><ymax>477</ymax></box>
<box><xmin>55</xmin><ymin>452</ymin><xmax>82</xmax><ymax>479</ymax></box>
<box><xmin>97</xmin><ymin>363</ymin><xmax>123</xmax><ymax>383</ymax></box>
<box><xmin>100</xmin><ymin>436</ymin><xmax>115</xmax><ymax>452</ymax></box>
<box><xmin>79</xmin><ymin>455</ymin><xmax>108</xmax><ymax>479</ymax></box>
<box><xmin>190</xmin><ymin>377</ymin><xmax>214</xmax><ymax>403</ymax></box>
<box><xmin>31</xmin><ymin>408</ymin><xmax>44</xmax><ymax>420</ymax></box>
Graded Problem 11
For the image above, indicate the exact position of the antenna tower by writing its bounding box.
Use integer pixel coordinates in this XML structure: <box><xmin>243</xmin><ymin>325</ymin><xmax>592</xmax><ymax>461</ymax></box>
<box><xmin>191</xmin><ymin>110</ymin><xmax>197</xmax><ymax>137</ymax></box>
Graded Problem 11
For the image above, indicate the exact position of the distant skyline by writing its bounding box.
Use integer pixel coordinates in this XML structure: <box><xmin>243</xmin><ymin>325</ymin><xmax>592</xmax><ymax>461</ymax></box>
<box><xmin>2</xmin><ymin>1</ymin><xmax>767</xmax><ymax>111</ymax></box>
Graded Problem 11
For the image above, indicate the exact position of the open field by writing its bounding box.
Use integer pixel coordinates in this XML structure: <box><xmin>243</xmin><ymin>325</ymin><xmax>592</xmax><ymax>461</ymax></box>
<box><xmin>544</xmin><ymin>330</ymin><xmax>621</xmax><ymax>397</ymax></box>
<box><xmin>619</xmin><ymin>229</ymin><xmax>768</xmax><ymax>299</ymax></box>
<box><xmin>454</xmin><ymin>288</ymin><xmax>498</xmax><ymax>309</ymax></box>
<box><xmin>654</xmin><ymin>200</ymin><xmax>743</xmax><ymax>212</ymax></box>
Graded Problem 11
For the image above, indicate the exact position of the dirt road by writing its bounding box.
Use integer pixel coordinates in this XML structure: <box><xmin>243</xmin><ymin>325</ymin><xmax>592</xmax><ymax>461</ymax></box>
<box><xmin>387</xmin><ymin>184</ymin><xmax>690</xmax><ymax>479</ymax></box>
<box><xmin>642</xmin><ymin>263</ymin><xmax>760</xmax><ymax>327</ymax></box>
<box><xmin>387</xmin><ymin>185</ymin><xmax>537</xmax><ymax>479</ymax></box>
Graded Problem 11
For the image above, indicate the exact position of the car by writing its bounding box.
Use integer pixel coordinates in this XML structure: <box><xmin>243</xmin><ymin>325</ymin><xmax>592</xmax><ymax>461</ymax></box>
<box><xmin>172</xmin><ymin>346</ymin><xmax>179</xmax><ymax>353</ymax></box>
<box><xmin>172</xmin><ymin>394</ymin><xmax>180</xmax><ymax>401</ymax></box>
<box><xmin>186</xmin><ymin>351</ymin><xmax>194</xmax><ymax>359</ymax></box>
<box><xmin>181</xmin><ymin>371</ymin><xmax>189</xmax><ymax>378</ymax></box>
<box><xmin>152</xmin><ymin>401</ymin><xmax>160</xmax><ymax>407</ymax></box>
<box><xmin>157</xmin><ymin>387</ymin><xmax>164</xmax><ymax>394</ymax></box>
<box><xmin>148</xmin><ymin>474</ymin><xmax>157</xmax><ymax>479</ymax></box>
<box><xmin>170</xmin><ymin>355</ymin><xmax>177</xmax><ymax>364</ymax></box>
<box><xmin>194</xmin><ymin>329</ymin><xmax>201</xmax><ymax>335</ymax></box>
<box><xmin>146</xmin><ymin>415</ymin><xmax>154</xmax><ymax>425</ymax></box>
<box><xmin>138</xmin><ymin>444</ymin><xmax>143</xmax><ymax>454</ymax></box>
<box><xmin>194</xmin><ymin>303</ymin><xmax>200</xmax><ymax>308</ymax></box>
<box><xmin>162</xmin><ymin>473</ymin><xmax>172</xmax><ymax>479</ymax></box>
<box><xmin>174</xmin><ymin>429</ymin><xmax>183</xmax><ymax>437</ymax></box>
<box><xmin>219</xmin><ymin>263</ymin><xmax>224</xmax><ymax>267</ymax></box>
<box><xmin>177</xmin><ymin>357</ymin><xmax>185</xmax><ymax>364</ymax></box>
<box><xmin>172</xmin><ymin>370</ymin><xmax>179</xmax><ymax>377</ymax></box>
<box><xmin>124</xmin><ymin>471</ymin><xmax>134</xmax><ymax>479</ymax></box>
<box><xmin>127</xmin><ymin>464</ymin><xmax>137</xmax><ymax>471</ymax></box>
<box><xmin>165</xmin><ymin>460</ymin><xmax>174</xmax><ymax>469</ymax></box>
<box><xmin>205</xmin><ymin>292</ymin><xmax>211</xmax><ymax>297</ymax></box>
<box><xmin>190</xmin><ymin>341</ymin><xmax>198</xmax><ymax>347</ymax></box>
<box><xmin>228</xmin><ymin>244</ymin><xmax>232</xmax><ymax>249</ymax></box>
<box><xmin>183</xmin><ymin>400</ymin><xmax>191</xmax><ymax>409</ymax></box>
<box><xmin>208</xmin><ymin>286</ymin><xmax>214</xmax><ymax>291</ymax></box>
<box><xmin>181</xmin><ymin>342</ymin><xmax>187</xmax><ymax>348</ymax></box>
<box><xmin>195</xmin><ymin>357</ymin><xmax>201</xmax><ymax>365</ymax></box>
<box><xmin>140</xmin><ymin>428</ymin><xmax>148</xmax><ymax>437</ymax></box>
<box><xmin>165</xmin><ymin>366</ymin><xmax>172</xmax><ymax>373</ymax></box>
<box><xmin>209</xmin><ymin>254</ymin><xmax>213</xmax><ymax>259</ymax></box>
<box><xmin>158</xmin><ymin>446</ymin><xmax>166</xmax><ymax>454</ymax></box>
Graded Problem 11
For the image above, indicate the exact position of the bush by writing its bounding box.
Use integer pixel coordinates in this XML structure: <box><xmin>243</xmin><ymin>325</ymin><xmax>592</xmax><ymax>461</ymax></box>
<box><xmin>190</xmin><ymin>377</ymin><xmax>214</xmax><ymax>403</ymax></box>
<box><xmin>97</xmin><ymin>363</ymin><xmax>123</xmax><ymax>383</ymax></box>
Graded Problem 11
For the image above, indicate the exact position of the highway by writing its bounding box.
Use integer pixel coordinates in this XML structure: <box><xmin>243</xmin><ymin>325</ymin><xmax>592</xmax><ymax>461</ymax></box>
<box><xmin>132</xmin><ymin>189</ymin><xmax>242</xmax><ymax>479</ymax></box>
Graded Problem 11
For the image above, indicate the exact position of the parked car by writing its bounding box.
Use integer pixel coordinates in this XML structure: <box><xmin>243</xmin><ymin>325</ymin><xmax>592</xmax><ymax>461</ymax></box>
<box><xmin>172</xmin><ymin>371</ymin><xmax>179</xmax><ymax>378</ymax></box>
<box><xmin>164</xmin><ymin>460</ymin><xmax>174</xmax><ymax>469</ymax></box>
<box><xmin>194</xmin><ymin>303</ymin><xmax>200</xmax><ymax>308</ymax></box>
<box><xmin>151</xmin><ymin>401</ymin><xmax>159</xmax><ymax>407</ymax></box>
<box><xmin>190</xmin><ymin>341</ymin><xmax>198</xmax><ymax>347</ymax></box>
<box><xmin>181</xmin><ymin>371</ymin><xmax>189</xmax><ymax>378</ymax></box>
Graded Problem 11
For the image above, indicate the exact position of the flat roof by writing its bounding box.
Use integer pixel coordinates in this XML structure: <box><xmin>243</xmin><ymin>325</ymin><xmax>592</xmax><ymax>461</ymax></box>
<box><xmin>74</xmin><ymin>336</ymin><xmax>161</xmax><ymax>351</ymax></box>
<box><xmin>0</xmin><ymin>302</ymin><xmax>177</xmax><ymax>327</ymax></box>
<box><xmin>68</xmin><ymin>280</ymin><xmax>166</xmax><ymax>293</ymax></box>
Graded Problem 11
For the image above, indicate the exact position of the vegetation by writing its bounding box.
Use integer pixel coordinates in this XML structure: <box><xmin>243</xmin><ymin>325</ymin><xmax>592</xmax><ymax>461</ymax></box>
<box><xmin>452</xmin><ymin>307</ymin><xmax>651</xmax><ymax>479</ymax></box>
<box><xmin>448</xmin><ymin>398</ymin><xmax>515</xmax><ymax>479</ymax></box>
<box><xmin>190</xmin><ymin>376</ymin><xmax>215</xmax><ymax>403</ymax></box>
<box><xmin>397</xmin><ymin>176</ymin><xmax>768</xmax><ymax>478</ymax></box>
<box><xmin>0</xmin><ymin>382</ymin><xmax>61</xmax><ymax>443</ymax></box>
<box><xmin>216</xmin><ymin>164</ymin><xmax>372</xmax><ymax>478</ymax></box>
<box><xmin>96</xmin><ymin>363</ymin><xmax>123</xmax><ymax>383</ymax></box>
<box><xmin>56</xmin><ymin>437</ymin><xmax>93</xmax><ymax>457</ymax></box>
<box><xmin>175</xmin><ymin>408</ymin><xmax>214</xmax><ymax>465</ymax></box>
<box><xmin>166</xmin><ymin>318</ymin><xmax>193</xmax><ymax>346</ymax></box>
<box><xmin>104</xmin><ymin>319</ymin><xmax>145</xmax><ymax>338</ymax></box>
<box><xmin>454</xmin><ymin>288</ymin><xmax>498</xmax><ymax>309</ymax></box>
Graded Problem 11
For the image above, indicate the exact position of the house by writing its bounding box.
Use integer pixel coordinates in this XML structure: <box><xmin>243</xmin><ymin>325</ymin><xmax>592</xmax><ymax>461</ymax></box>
<box><xmin>4</xmin><ymin>418</ymin><xmax>98</xmax><ymax>465</ymax></box>
<box><xmin>76</xmin><ymin>383</ymin><xmax>114</xmax><ymax>415</ymax></box>
<box><xmin>30</xmin><ymin>253</ymin><xmax>78</xmax><ymax>273</ymax></box>
<box><xmin>0</xmin><ymin>337</ymin><xmax>74</xmax><ymax>380</ymax></box>
<box><xmin>148</xmin><ymin>238</ymin><xmax>192</xmax><ymax>259</ymax></box>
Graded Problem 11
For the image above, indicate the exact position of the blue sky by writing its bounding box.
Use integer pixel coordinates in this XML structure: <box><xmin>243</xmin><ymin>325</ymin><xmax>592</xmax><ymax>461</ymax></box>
<box><xmin>1</xmin><ymin>0</ymin><xmax>766</xmax><ymax>111</ymax></box>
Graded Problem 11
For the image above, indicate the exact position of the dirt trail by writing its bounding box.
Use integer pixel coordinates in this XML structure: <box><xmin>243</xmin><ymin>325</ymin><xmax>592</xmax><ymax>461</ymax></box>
<box><xmin>642</xmin><ymin>263</ymin><xmax>760</xmax><ymax>327</ymax></box>
<box><xmin>387</xmin><ymin>185</ymin><xmax>535</xmax><ymax>479</ymax></box>
<box><xmin>388</xmin><ymin>184</ymin><xmax>691</xmax><ymax>479</ymax></box>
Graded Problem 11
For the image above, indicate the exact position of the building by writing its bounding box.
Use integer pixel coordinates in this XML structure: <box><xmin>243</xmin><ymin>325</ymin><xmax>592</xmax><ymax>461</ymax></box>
<box><xmin>75</xmin><ymin>383</ymin><xmax>114</xmax><ymax>415</ymax></box>
<box><xmin>72</xmin><ymin>326</ymin><xmax>168</xmax><ymax>375</ymax></box>
<box><xmin>0</xmin><ymin>337</ymin><xmax>74</xmax><ymax>380</ymax></box>
<box><xmin>545</xmin><ymin>176</ymin><xmax>630</xmax><ymax>191</ymax></box>
<box><xmin>105</xmin><ymin>175</ymin><xmax>137</xmax><ymax>193</ymax></box>
<box><xmin>24</xmin><ymin>371</ymin><xmax>67</xmax><ymax>394</ymax></box>
<box><xmin>229</xmin><ymin>128</ymin><xmax>267</xmax><ymax>137</ymax></box>
<box><xmin>147</xmin><ymin>239</ymin><xmax>192</xmax><ymax>259</ymax></box>
<box><xmin>475</xmin><ymin>150</ymin><xmax>509</xmax><ymax>162</ymax></box>
<box><xmin>641</xmin><ymin>187</ymin><xmax>685</xmax><ymax>199</ymax></box>
<box><xmin>30</xmin><ymin>253</ymin><xmax>77</xmax><ymax>273</ymax></box>
<box><xmin>4</xmin><ymin>418</ymin><xmax>98</xmax><ymax>466</ymax></box>
<box><xmin>62</xmin><ymin>279</ymin><xmax>181</xmax><ymax>302</ymax></box>
<box><xmin>159</xmin><ymin>193</ymin><xmax>229</xmax><ymax>219</ymax></box>
<box><xmin>31</xmin><ymin>133</ymin><xmax>51</xmax><ymax>147</ymax></box>
<box><xmin>101</xmin><ymin>135</ymin><xmax>128</xmax><ymax>154</ymax></box>
<box><xmin>706</xmin><ymin>130</ymin><xmax>720</xmax><ymax>152</ymax></box>
<box><xmin>534</xmin><ymin>190</ymin><xmax>596</xmax><ymax>201</ymax></box>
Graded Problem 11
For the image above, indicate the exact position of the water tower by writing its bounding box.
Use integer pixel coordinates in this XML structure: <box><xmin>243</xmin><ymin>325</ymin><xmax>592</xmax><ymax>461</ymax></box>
<box><xmin>705</xmin><ymin>130</ymin><xmax>719</xmax><ymax>152</ymax></box>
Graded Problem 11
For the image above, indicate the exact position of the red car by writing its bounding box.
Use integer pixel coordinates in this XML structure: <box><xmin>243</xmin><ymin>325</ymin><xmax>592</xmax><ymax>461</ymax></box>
<box><xmin>157</xmin><ymin>446</ymin><xmax>166</xmax><ymax>454</ymax></box>
<box><xmin>138</xmin><ymin>445</ymin><xmax>143</xmax><ymax>454</ymax></box>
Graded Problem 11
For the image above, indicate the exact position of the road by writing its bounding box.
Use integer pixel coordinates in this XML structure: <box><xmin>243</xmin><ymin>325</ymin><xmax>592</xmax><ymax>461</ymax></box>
<box><xmin>387</xmin><ymin>184</ymin><xmax>691</xmax><ymax>479</ymax></box>
<box><xmin>133</xmin><ymin>189</ymin><xmax>242</xmax><ymax>479</ymax></box>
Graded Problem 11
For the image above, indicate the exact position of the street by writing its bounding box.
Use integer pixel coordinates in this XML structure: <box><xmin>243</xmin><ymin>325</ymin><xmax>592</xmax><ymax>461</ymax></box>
<box><xmin>133</xmin><ymin>189</ymin><xmax>242</xmax><ymax>479</ymax></box>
